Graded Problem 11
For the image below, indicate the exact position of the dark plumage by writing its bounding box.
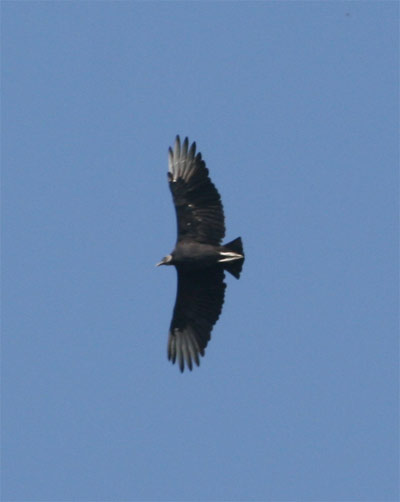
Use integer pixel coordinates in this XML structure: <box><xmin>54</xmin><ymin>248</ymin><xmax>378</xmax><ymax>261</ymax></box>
<box><xmin>157</xmin><ymin>136</ymin><xmax>245</xmax><ymax>372</ymax></box>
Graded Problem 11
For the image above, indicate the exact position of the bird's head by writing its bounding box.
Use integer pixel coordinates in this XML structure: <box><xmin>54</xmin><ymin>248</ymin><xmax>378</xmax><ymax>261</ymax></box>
<box><xmin>156</xmin><ymin>254</ymin><xmax>173</xmax><ymax>267</ymax></box>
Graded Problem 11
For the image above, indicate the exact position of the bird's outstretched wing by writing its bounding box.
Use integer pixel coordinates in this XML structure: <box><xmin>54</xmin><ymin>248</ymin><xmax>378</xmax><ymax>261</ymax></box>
<box><xmin>168</xmin><ymin>136</ymin><xmax>225</xmax><ymax>245</ymax></box>
<box><xmin>168</xmin><ymin>266</ymin><xmax>226</xmax><ymax>372</ymax></box>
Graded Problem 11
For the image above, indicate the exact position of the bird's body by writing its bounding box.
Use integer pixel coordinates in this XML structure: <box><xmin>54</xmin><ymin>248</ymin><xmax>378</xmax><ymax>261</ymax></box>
<box><xmin>161</xmin><ymin>240</ymin><xmax>242</xmax><ymax>270</ymax></box>
<box><xmin>158</xmin><ymin>136</ymin><xmax>244</xmax><ymax>371</ymax></box>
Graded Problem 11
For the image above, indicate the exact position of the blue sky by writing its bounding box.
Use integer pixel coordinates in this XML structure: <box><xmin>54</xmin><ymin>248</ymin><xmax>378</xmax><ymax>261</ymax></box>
<box><xmin>2</xmin><ymin>2</ymin><xmax>398</xmax><ymax>501</ymax></box>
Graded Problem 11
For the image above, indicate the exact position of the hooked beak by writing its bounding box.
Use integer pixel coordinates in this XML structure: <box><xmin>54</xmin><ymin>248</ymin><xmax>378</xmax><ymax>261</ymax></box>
<box><xmin>156</xmin><ymin>255</ymin><xmax>172</xmax><ymax>267</ymax></box>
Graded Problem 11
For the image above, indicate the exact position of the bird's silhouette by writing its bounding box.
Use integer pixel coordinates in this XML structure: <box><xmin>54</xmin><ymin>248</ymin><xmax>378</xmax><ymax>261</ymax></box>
<box><xmin>157</xmin><ymin>136</ymin><xmax>244</xmax><ymax>371</ymax></box>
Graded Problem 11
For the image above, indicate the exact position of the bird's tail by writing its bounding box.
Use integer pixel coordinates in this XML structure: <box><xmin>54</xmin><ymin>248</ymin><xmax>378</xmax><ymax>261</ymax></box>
<box><xmin>221</xmin><ymin>237</ymin><xmax>245</xmax><ymax>279</ymax></box>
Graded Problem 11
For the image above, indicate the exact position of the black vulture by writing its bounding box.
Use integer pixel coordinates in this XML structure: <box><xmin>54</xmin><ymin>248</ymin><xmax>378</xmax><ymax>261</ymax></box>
<box><xmin>157</xmin><ymin>136</ymin><xmax>245</xmax><ymax>372</ymax></box>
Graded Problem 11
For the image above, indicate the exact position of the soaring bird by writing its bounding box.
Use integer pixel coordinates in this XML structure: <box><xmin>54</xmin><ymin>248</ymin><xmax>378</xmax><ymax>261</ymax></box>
<box><xmin>157</xmin><ymin>136</ymin><xmax>244</xmax><ymax>372</ymax></box>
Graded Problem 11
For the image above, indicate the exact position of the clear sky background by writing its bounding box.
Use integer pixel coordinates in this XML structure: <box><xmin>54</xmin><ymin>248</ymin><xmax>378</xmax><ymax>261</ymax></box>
<box><xmin>2</xmin><ymin>2</ymin><xmax>398</xmax><ymax>501</ymax></box>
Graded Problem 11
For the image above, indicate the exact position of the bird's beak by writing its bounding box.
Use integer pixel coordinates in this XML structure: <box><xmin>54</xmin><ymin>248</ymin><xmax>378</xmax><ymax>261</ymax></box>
<box><xmin>156</xmin><ymin>256</ymin><xmax>167</xmax><ymax>267</ymax></box>
<box><xmin>156</xmin><ymin>255</ymin><xmax>171</xmax><ymax>267</ymax></box>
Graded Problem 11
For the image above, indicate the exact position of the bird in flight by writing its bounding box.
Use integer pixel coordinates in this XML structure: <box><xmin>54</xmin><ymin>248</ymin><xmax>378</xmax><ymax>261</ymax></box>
<box><xmin>157</xmin><ymin>136</ymin><xmax>245</xmax><ymax>372</ymax></box>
